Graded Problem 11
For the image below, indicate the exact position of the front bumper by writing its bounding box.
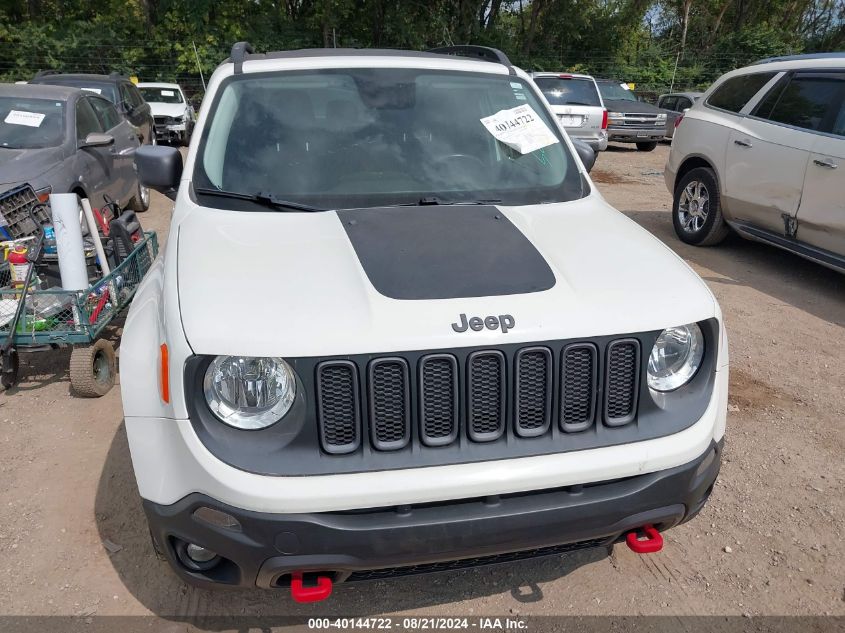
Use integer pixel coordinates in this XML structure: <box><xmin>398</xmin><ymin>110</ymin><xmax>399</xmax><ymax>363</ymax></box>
<box><xmin>607</xmin><ymin>127</ymin><xmax>665</xmax><ymax>143</ymax></box>
<box><xmin>154</xmin><ymin>123</ymin><xmax>187</xmax><ymax>142</ymax></box>
<box><xmin>145</xmin><ymin>440</ymin><xmax>722</xmax><ymax>588</ymax></box>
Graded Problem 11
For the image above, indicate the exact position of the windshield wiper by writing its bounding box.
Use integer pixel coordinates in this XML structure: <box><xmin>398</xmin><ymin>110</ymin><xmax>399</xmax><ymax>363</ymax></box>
<box><xmin>194</xmin><ymin>187</ymin><xmax>323</xmax><ymax>212</ymax></box>
<box><xmin>389</xmin><ymin>196</ymin><xmax>503</xmax><ymax>207</ymax></box>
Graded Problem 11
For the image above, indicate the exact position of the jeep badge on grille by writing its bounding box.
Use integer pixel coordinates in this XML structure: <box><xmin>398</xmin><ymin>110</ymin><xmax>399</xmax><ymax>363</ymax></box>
<box><xmin>452</xmin><ymin>313</ymin><xmax>515</xmax><ymax>334</ymax></box>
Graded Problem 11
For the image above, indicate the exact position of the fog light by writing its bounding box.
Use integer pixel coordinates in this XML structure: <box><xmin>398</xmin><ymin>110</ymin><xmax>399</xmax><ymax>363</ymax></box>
<box><xmin>187</xmin><ymin>543</ymin><xmax>218</xmax><ymax>563</ymax></box>
<box><xmin>174</xmin><ymin>539</ymin><xmax>221</xmax><ymax>571</ymax></box>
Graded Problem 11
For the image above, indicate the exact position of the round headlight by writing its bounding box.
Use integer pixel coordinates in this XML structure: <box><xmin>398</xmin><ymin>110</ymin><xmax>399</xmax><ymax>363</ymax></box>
<box><xmin>203</xmin><ymin>356</ymin><xmax>296</xmax><ymax>429</ymax></box>
<box><xmin>647</xmin><ymin>324</ymin><xmax>704</xmax><ymax>392</ymax></box>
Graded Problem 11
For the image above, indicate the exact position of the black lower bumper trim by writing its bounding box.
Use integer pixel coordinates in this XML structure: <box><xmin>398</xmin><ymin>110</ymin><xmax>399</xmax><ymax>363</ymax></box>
<box><xmin>143</xmin><ymin>440</ymin><xmax>722</xmax><ymax>588</ymax></box>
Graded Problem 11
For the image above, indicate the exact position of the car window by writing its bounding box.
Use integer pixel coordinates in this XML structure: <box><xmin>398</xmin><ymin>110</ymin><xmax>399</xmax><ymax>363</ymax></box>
<box><xmin>660</xmin><ymin>96</ymin><xmax>677</xmax><ymax>111</ymax></box>
<box><xmin>597</xmin><ymin>82</ymin><xmax>637</xmax><ymax>102</ymax></box>
<box><xmin>75</xmin><ymin>98</ymin><xmax>102</xmax><ymax>139</ymax></box>
<box><xmin>0</xmin><ymin>96</ymin><xmax>65</xmax><ymax>149</ymax></box>
<box><xmin>89</xmin><ymin>96</ymin><xmax>122</xmax><ymax>131</ymax></box>
<box><xmin>755</xmin><ymin>72</ymin><xmax>845</xmax><ymax>134</ymax></box>
<box><xmin>194</xmin><ymin>68</ymin><xmax>584</xmax><ymax>211</ymax></box>
<box><xmin>832</xmin><ymin>100</ymin><xmax>845</xmax><ymax>137</ymax></box>
<box><xmin>677</xmin><ymin>97</ymin><xmax>692</xmax><ymax>110</ymax></box>
<box><xmin>118</xmin><ymin>84</ymin><xmax>134</xmax><ymax>111</ymax></box>
<box><xmin>706</xmin><ymin>72</ymin><xmax>776</xmax><ymax>113</ymax></box>
<box><xmin>123</xmin><ymin>84</ymin><xmax>141</xmax><ymax>109</ymax></box>
<box><xmin>139</xmin><ymin>86</ymin><xmax>185</xmax><ymax>104</ymax></box>
<box><xmin>533</xmin><ymin>77</ymin><xmax>602</xmax><ymax>107</ymax></box>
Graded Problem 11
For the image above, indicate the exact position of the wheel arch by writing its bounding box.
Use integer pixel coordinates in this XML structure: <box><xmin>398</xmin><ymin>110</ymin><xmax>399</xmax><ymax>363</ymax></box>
<box><xmin>674</xmin><ymin>154</ymin><xmax>721</xmax><ymax>196</ymax></box>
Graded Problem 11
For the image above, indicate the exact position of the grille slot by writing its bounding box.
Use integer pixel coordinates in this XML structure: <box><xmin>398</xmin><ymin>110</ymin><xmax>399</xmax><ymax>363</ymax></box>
<box><xmin>560</xmin><ymin>344</ymin><xmax>597</xmax><ymax>432</ymax></box>
<box><xmin>467</xmin><ymin>351</ymin><xmax>506</xmax><ymax>442</ymax></box>
<box><xmin>514</xmin><ymin>347</ymin><xmax>552</xmax><ymax>437</ymax></box>
<box><xmin>419</xmin><ymin>355</ymin><xmax>459</xmax><ymax>446</ymax></box>
<box><xmin>316</xmin><ymin>361</ymin><xmax>361</xmax><ymax>454</ymax></box>
<box><xmin>368</xmin><ymin>358</ymin><xmax>410</xmax><ymax>451</ymax></box>
<box><xmin>604</xmin><ymin>339</ymin><xmax>640</xmax><ymax>426</ymax></box>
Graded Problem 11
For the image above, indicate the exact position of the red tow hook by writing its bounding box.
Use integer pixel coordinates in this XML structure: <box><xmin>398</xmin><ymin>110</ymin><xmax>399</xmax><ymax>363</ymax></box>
<box><xmin>626</xmin><ymin>524</ymin><xmax>664</xmax><ymax>554</ymax></box>
<box><xmin>290</xmin><ymin>572</ymin><xmax>333</xmax><ymax>603</ymax></box>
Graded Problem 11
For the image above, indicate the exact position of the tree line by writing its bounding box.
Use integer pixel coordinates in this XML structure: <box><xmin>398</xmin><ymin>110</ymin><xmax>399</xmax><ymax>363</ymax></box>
<box><xmin>0</xmin><ymin>0</ymin><xmax>842</xmax><ymax>97</ymax></box>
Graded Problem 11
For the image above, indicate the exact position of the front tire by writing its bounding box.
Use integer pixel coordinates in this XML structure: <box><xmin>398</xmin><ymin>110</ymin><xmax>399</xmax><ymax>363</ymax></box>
<box><xmin>127</xmin><ymin>180</ymin><xmax>150</xmax><ymax>212</ymax></box>
<box><xmin>636</xmin><ymin>141</ymin><xmax>658</xmax><ymax>151</ymax></box>
<box><xmin>672</xmin><ymin>167</ymin><xmax>729</xmax><ymax>246</ymax></box>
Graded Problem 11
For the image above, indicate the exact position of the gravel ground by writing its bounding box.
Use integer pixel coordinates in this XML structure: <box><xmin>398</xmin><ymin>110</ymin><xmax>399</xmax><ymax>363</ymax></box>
<box><xmin>0</xmin><ymin>143</ymin><xmax>842</xmax><ymax>624</ymax></box>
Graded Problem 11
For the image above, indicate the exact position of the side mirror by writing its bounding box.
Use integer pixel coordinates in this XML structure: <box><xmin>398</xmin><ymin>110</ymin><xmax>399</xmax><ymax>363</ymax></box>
<box><xmin>571</xmin><ymin>138</ymin><xmax>597</xmax><ymax>173</ymax></box>
<box><xmin>135</xmin><ymin>145</ymin><xmax>183</xmax><ymax>200</ymax></box>
<box><xmin>80</xmin><ymin>132</ymin><xmax>114</xmax><ymax>148</ymax></box>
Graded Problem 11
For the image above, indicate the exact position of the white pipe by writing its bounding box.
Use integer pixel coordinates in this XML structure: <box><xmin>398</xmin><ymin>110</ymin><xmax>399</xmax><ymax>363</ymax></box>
<box><xmin>49</xmin><ymin>193</ymin><xmax>88</xmax><ymax>291</ymax></box>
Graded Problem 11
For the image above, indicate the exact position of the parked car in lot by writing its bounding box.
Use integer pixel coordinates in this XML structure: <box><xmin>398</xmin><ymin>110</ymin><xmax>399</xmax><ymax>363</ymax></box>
<box><xmin>530</xmin><ymin>72</ymin><xmax>608</xmax><ymax>151</ymax></box>
<box><xmin>138</xmin><ymin>82</ymin><xmax>195</xmax><ymax>146</ymax></box>
<box><xmin>30</xmin><ymin>71</ymin><xmax>155</xmax><ymax>146</ymax></box>
<box><xmin>124</xmin><ymin>43</ymin><xmax>727</xmax><ymax>594</ymax></box>
<box><xmin>657</xmin><ymin>91</ymin><xmax>703</xmax><ymax>139</ymax></box>
<box><xmin>596</xmin><ymin>79</ymin><xmax>667</xmax><ymax>151</ymax></box>
<box><xmin>666</xmin><ymin>53</ymin><xmax>845</xmax><ymax>273</ymax></box>
<box><xmin>0</xmin><ymin>83</ymin><xmax>148</xmax><ymax>210</ymax></box>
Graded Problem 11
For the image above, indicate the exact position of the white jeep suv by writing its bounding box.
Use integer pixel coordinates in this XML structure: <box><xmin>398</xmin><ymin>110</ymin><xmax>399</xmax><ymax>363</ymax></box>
<box><xmin>666</xmin><ymin>53</ymin><xmax>845</xmax><ymax>272</ymax></box>
<box><xmin>125</xmin><ymin>43</ymin><xmax>728</xmax><ymax>598</ymax></box>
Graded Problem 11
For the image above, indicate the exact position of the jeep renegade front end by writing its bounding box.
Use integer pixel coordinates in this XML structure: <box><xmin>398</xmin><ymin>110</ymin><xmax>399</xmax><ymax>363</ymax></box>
<box><xmin>123</xmin><ymin>44</ymin><xmax>728</xmax><ymax>595</ymax></box>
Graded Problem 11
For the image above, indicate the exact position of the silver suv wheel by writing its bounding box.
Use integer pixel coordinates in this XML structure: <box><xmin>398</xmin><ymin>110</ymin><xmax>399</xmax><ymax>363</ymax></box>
<box><xmin>677</xmin><ymin>180</ymin><xmax>709</xmax><ymax>233</ymax></box>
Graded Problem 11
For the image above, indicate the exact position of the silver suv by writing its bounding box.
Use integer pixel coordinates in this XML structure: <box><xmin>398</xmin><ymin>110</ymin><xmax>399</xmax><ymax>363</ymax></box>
<box><xmin>531</xmin><ymin>73</ymin><xmax>608</xmax><ymax>152</ymax></box>
<box><xmin>666</xmin><ymin>53</ymin><xmax>845</xmax><ymax>272</ymax></box>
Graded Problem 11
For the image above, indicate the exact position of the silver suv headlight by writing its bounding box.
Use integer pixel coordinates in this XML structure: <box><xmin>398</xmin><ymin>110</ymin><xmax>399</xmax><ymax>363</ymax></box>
<box><xmin>647</xmin><ymin>324</ymin><xmax>704</xmax><ymax>392</ymax></box>
<box><xmin>203</xmin><ymin>356</ymin><xmax>296</xmax><ymax>429</ymax></box>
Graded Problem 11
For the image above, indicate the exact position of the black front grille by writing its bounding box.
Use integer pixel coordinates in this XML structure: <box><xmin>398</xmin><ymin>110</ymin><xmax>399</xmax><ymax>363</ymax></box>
<box><xmin>515</xmin><ymin>347</ymin><xmax>552</xmax><ymax>437</ymax></box>
<box><xmin>314</xmin><ymin>337</ymin><xmax>645</xmax><ymax>456</ymax></box>
<box><xmin>316</xmin><ymin>361</ymin><xmax>360</xmax><ymax>453</ymax></box>
<box><xmin>604</xmin><ymin>340</ymin><xmax>640</xmax><ymax>425</ymax></box>
<box><xmin>369</xmin><ymin>358</ymin><xmax>410</xmax><ymax>450</ymax></box>
<box><xmin>419</xmin><ymin>355</ymin><xmax>459</xmax><ymax>446</ymax></box>
<box><xmin>467</xmin><ymin>351</ymin><xmax>506</xmax><ymax>441</ymax></box>
<box><xmin>346</xmin><ymin>538</ymin><xmax>607</xmax><ymax>582</ymax></box>
<box><xmin>561</xmin><ymin>344</ymin><xmax>597</xmax><ymax>432</ymax></box>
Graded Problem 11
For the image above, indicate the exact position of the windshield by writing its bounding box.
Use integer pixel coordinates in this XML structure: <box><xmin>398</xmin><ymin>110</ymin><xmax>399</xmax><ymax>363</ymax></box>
<box><xmin>140</xmin><ymin>87</ymin><xmax>184</xmax><ymax>104</ymax></box>
<box><xmin>0</xmin><ymin>97</ymin><xmax>65</xmax><ymax>149</ymax></box>
<box><xmin>597</xmin><ymin>82</ymin><xmax>637</xmax><ymax>102</ymax></box>
<box><xmin>193</xmin><ymin>68</ymin><xmax>584</xmax><ymax>210</ymax></box>
<box><xmin>534</xmin><ymin>77</ymin><xmax>601</xmax><ymax>107</ymax></box>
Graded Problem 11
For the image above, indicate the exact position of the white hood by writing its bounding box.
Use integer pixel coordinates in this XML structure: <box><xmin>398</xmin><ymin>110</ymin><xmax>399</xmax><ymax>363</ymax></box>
<box><xmin>148</xmin><ymin>102</ymin><xmax>188</xmax><ymax>118</ymax></box>
<box><xmin>175</xmin><ymin>195</ymin><xmax>715</xmax><ymax>358</ymax></box>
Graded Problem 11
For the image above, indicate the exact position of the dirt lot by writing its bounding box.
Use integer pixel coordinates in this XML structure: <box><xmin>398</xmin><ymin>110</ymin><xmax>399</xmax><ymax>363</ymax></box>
<box><xmin>0</xmin><ymin>143</ymin><xmax>842</xmax><ymax>625</ymax></box>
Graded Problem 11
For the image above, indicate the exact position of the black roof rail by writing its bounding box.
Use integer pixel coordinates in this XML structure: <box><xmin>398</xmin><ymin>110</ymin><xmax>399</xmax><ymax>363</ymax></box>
<box><xmin>33</xmin><ymin>70</ymin><xmax>61</xmax><ymax>79</ymax></box>
<box><xmin>231</xmin><ymin>41</ymin><xmax>255</xmax><ymax>74</ymax></box>
<box><xmin>427</xmin><ymin>45</ymin><xmax>513</xmax><ymax>69</ymax></box>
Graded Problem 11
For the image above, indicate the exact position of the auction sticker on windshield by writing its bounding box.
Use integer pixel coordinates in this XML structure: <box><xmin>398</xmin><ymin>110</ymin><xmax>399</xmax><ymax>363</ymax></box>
<box><xmin>4</xmin><ymin>110</ymin><xmax>45</xmax><ymax>127</ymax></box>
<box><xmin>480</xmin><ymin>104</ymin><xmax>559</xmax><ymax>154</ymax></box>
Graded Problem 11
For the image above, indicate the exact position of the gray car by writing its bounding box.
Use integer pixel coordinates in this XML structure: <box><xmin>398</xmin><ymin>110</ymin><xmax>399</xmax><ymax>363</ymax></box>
<box><xmin>0</xmin><ymin>83</ymin><xmax>148</xmax><ymax>211</ymax></box>
<box><xmin>657</xmin><ymin>91</ymin><xmax>703</xmax><ymax>139</ymax></box>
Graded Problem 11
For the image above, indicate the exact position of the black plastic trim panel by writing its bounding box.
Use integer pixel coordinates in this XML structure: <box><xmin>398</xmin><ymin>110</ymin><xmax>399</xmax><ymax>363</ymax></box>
<box><xmin>183</xmin><ymin>319</ymin><xmax>719</xmax><ymax>477</ymax></box>
<box><xmin>142</xmin><ymin>440</ymin><xmax>722</xmax><ymax>589</ymax></box>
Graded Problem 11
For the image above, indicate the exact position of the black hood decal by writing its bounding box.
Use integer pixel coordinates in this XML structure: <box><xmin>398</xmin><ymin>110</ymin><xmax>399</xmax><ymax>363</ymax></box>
<box><xmin>337</xmin><ymin>205</ymin><xmax>556</xmax><ymax>300</ymax></box>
